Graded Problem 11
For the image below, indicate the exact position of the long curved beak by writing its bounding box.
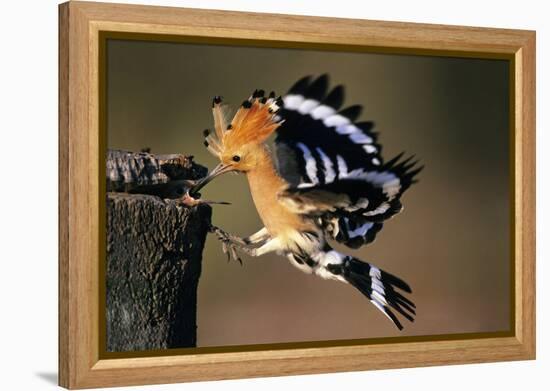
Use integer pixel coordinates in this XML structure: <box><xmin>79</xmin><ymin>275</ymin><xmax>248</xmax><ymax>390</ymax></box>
<box><xmin>189</xmin><ymin>163</ymin><xmax>233</xmax><ymax>196</ymax></box>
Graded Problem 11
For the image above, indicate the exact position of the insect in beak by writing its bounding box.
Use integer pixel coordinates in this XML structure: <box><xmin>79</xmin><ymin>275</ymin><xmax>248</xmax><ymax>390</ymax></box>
<box><xmin>178</xmin><ymin>192</ymin><xmax>231</xmax><ymax>207</ymax></box>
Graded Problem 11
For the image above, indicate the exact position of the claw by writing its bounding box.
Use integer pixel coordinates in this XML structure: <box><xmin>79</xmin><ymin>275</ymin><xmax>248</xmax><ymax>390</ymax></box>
<box><xmin>221</xmin><ymin>242</ymin><xmax>231</xmax><ymax>262</ymax></box>
<box><xmin>229</xmin><ymin>246</ymin><xmax>242</xmax><ymax>265</ymax></box>
<box><xmin>209</xmin><ymin>224</ymin><xmax>248</xmax><ymax>264</ymax></box>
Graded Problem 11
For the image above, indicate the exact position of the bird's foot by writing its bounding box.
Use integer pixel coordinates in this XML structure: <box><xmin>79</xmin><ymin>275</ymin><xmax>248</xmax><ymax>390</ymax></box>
<box><xmin>209</xmin><ymin>225</ymin><xmax>250</xmax><ymax>265</ymax></box>
<box><xmin>210</xmin><ymin>225</ymin><xmax>247</xmax><ymax>245</ymax></box>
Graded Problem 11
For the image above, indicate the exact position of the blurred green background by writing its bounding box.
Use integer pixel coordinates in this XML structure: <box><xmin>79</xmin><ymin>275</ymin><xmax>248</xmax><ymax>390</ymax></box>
<box><xmin>107</xmin><ymin>39</ymin><xmax>510</xmax><ymax>347</ymax></box>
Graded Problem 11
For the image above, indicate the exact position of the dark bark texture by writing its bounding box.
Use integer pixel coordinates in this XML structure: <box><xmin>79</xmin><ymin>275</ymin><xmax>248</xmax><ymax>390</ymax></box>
<box><xmin>106</xmin><ymin>149</ymin><xmax>207</xmax><ymax>197</ymax></box>
<box><xmin>106</xmin><ymin>150</ymin><xmax>211</xmax><ymax>352</ymax></box>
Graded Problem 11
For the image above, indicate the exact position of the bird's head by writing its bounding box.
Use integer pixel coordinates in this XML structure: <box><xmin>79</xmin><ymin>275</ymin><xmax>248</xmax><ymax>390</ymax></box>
<box><xmin>190</xmin><ymin>90</ymin><xmax>284</xmax><ymax>194</ymax></box>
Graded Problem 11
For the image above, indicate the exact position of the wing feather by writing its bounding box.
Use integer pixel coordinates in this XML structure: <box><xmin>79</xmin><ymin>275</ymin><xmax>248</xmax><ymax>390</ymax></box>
<box><xmin>275</xmin><ymin>74</ymin><xmax>422</xmax><ymax>249</ymax></box>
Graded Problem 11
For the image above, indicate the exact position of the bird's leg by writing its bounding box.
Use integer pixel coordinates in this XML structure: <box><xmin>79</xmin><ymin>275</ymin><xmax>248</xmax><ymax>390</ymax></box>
<box><xmin>243</xmin><ymin>227</ymin><xmax>270</xmax><ymax>245</ymax></box>
<box><xmin>209</xmin><ymin>225</ymin><xmax>272</xmax><ymax>264</ymax></box>
<box><xmin>211</xmin><ymin>226</ymin><xmax>270</xmax><ymax>247</ymax></box>
<box><xmin>220</xmin><ymin>235</ymin><xmax>281</xmax><ymax>261</ymax></box>
<box><xmin>241</xmin><ymin>237</ymin><xmax>281</xmax><ymax>257</ymax></box>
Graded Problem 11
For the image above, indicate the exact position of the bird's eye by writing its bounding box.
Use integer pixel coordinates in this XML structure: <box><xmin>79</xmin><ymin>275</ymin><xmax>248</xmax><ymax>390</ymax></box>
<box><xmin>232</xmin><ymin>155</ymin><xmax>241</xmax><ymax>162</ymax></box>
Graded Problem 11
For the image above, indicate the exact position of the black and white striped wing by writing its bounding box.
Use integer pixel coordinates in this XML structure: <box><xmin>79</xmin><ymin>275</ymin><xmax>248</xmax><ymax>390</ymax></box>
<box><xmin>275</xmin><ymin>75</ymin><xmax>422</xmax><ymax>249</ymax></box>
<box><xmin>276</xmin><ymin>75</ymin><xmax>383</xmax><ymax>183</ymax></box>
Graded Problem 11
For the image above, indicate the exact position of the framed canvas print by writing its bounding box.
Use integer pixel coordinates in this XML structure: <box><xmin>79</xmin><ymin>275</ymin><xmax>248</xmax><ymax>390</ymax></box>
<box><xmin>58</xmin><ymin>1</ymin><xmax>535</xmax><ymax>389</ymax></box>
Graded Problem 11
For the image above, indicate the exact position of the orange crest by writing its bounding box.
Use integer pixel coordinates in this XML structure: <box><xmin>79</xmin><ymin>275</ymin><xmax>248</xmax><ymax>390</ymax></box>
<box><xmin>203</xmin><ymin>90</ymin><xmax>284</xmax><ymax>158</ymax></box>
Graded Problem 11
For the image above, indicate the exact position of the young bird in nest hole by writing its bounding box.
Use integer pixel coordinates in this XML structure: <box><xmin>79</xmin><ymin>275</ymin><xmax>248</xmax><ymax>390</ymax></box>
<box><xmin>187</xmin><ymin>75</ymin><xmax>423</xmax><ymax>330</ymax></box>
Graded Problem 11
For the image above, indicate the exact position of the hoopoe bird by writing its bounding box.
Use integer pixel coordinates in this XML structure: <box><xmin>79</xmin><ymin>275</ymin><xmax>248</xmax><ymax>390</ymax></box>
<box><xmin>189</xmin><ymin>75</ymin><xmax>423</xmax><ymax>330</ymax></box>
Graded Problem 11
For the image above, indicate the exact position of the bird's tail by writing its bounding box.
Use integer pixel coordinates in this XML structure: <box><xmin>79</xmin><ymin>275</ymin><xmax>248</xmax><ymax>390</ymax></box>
<box><xmin>311</xmin><ymin>249</ymin><xmax>415</xmax><ymax>330</ymax></box>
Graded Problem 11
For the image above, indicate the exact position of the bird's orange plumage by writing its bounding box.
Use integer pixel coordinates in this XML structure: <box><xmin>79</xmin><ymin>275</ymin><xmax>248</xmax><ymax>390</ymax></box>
<box><xmin>210</xmin><ymin>95</ymin><xmax>313</xmax><ymax>238</ymax></box>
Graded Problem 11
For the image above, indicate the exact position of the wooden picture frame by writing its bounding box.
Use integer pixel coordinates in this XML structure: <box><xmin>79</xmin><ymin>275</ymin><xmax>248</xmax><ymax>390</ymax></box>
<box><xmin>59</xmin><ymin>1</ymin><xmax>535</xmax><ymax>389</ymax></box>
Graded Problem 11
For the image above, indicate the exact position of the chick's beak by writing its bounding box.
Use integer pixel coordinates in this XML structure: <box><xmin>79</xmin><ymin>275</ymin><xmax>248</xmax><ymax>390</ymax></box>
<box><xmin>189</xmin><ymin>163</ymin><xmax>234</xmax><ymax>196</ymax></box>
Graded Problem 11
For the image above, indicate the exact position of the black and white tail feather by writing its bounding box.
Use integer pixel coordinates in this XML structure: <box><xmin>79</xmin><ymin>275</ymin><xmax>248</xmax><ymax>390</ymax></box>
<box><xmin>274</xmin><ymin>74</ymin><xmax>423</xmax><ymax>329</ymax></box>
<box><xmin>287</xmin><ymin>245</ymin><xmax>416</xmax><ymax>330</ymax></box>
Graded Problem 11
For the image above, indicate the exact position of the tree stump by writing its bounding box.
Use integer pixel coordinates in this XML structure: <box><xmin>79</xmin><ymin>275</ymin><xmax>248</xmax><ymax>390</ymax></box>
<box><xmin>105</xmin><ymin>150</ymin><xmax>211</xmax><ymax>352</ymax></box>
